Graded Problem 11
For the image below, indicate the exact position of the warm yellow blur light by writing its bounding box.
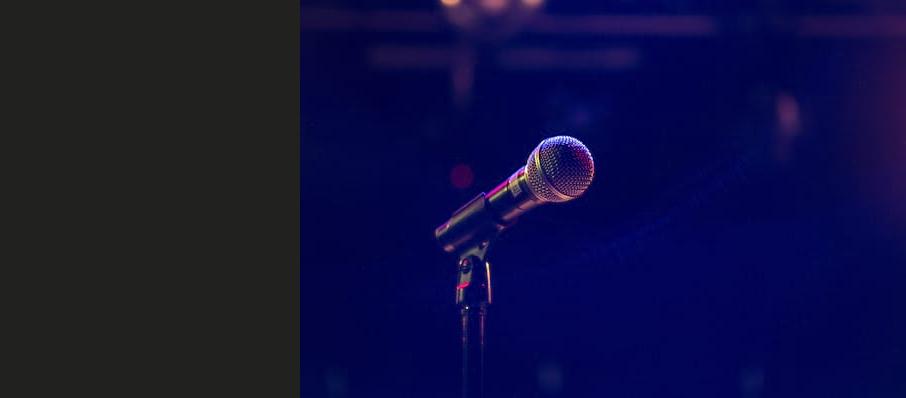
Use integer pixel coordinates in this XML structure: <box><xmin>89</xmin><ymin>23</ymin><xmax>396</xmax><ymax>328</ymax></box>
<box><xmin>441</xmin><ymin>0</ymin><xmax>461</xmax><ymax>7</ymax></box>
<box><xmin>481</xmin><ymin>0</ymin><xmax>508</xmax><ymax>13</ymax></box>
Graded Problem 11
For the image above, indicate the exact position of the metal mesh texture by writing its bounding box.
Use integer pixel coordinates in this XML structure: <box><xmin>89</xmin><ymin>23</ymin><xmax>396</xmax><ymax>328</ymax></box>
<box><xmin>524</xmin><ymin>136</ymin><xmax>595</xmax><ymax>203</ymax></box>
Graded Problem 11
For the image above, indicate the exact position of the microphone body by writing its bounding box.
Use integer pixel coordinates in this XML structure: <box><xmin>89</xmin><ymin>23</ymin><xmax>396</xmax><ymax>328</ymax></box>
<box><xmin>435</xmin><ymin>136</ymin><xmax>595</xmax><ymax>254</ymax></box>
<box><xmin>434</xmin><ymin>167</ymin><xmax>540</xmax><ymax>254</ymax></box>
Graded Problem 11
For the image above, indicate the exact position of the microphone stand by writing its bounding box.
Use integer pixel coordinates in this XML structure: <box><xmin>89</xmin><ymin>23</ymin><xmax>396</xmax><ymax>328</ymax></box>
<box><xmin>456</xmin><ymin>246</ymin><xmax>492</xmax><ymax>398</ymax></box>
<box><xmin>436</xmin><ymin>192</ymin><xmax>507</xmax><ymax>398</ymax></box>
<box><xmin>437</xmin><ymin>137</ymin><xmax>594</xmax><ymax>398</ymax></box>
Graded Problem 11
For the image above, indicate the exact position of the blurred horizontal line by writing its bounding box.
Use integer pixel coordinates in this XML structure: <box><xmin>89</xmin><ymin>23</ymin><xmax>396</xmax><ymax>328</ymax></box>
<box><xmin>799</xmin><ymin>16</ymin><xmax>906</xmax><ymax>37</ymax></box>
<box><xmin>367</xmin><ymin>45</ymin><xmax>639</xmax><ymax>71</ymax></box>
<box><xmin>526</xmin><ymin>15</ymin><xmax>716</xmax><ymax>36</ymax></box>
<box><xmin>301</xmin><ymin>7</ymin><xmax>714</xmax><ymax>35</ymax></box>
<box><xmin>302</xmin><ymin>8</ymin><xmax>906</xmax><ymax>38</ymax></box>
<box><xmin>498</xmin><ymin>48</ymin><xmax>639</xmax><ymax>70</ymax></box>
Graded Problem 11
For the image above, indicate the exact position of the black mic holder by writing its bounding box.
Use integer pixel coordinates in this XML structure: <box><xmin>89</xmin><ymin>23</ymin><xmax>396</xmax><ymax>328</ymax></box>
<box><xmin>445</xmin><ymin>193</ymin><xmax>503</xmax><ymax>398</ymax></box>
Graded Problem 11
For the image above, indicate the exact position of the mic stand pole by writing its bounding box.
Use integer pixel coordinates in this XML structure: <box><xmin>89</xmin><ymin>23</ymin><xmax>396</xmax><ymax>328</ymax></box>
<box><xmin>437</xmin><ymin>192</ymin><xmax>505</xmax><ymax>398</ymax></box>
<box><xmin>456</xmin><ymin>243</ymin><xmax>492</xmax><ymax>398</ymax></box>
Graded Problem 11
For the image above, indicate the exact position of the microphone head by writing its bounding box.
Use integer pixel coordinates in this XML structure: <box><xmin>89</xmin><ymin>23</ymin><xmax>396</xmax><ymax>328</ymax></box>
<box><xmin>524</xmin><ymin>135</ymin><xmax>595</xmax><ymax>203</ymax></box>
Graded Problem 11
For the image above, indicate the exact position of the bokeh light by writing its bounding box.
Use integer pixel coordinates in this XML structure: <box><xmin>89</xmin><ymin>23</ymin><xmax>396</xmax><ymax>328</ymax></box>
<box><xmin>480</xmin><ymin>0</ymin><xmax>509</xmax><ymax>14</ymax></box>
<box><xmin>450</xmin><ymin>163</ymin><xmax>475</xmax><ymax>189</ymax></box>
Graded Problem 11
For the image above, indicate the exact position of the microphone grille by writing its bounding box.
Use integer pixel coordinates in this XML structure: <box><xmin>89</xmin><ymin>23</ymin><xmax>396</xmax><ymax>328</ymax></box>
<box><xmin>524</xmin><ymin>135</ymin><xmax>595</xmax><ymax>203</ymax></box>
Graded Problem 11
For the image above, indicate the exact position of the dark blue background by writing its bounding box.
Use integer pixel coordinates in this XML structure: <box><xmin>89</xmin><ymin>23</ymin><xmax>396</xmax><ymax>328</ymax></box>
<box><xmin>302</xmin><ymin>2</ymin><xmax>906</xmax><ymax>396</ymax></box>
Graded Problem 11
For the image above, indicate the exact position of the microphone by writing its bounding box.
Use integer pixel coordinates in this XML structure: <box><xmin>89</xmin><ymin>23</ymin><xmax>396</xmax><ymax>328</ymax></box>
<box><xmin>435</xmin><ymin>136</ymin><xmax>595</xmax><ymax>254</ymax></box>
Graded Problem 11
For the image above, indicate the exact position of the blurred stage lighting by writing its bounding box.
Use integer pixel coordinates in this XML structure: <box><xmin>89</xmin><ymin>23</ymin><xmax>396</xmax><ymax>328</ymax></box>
<box><xmin>450</xmin><ymin>163</ymin><xmax>475</xmax><ymax>189</ymax></box>
<box><xmin>441</xmin><ymin>0</ymin><xmax>545</xmax><ymax>42</ymax></box>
